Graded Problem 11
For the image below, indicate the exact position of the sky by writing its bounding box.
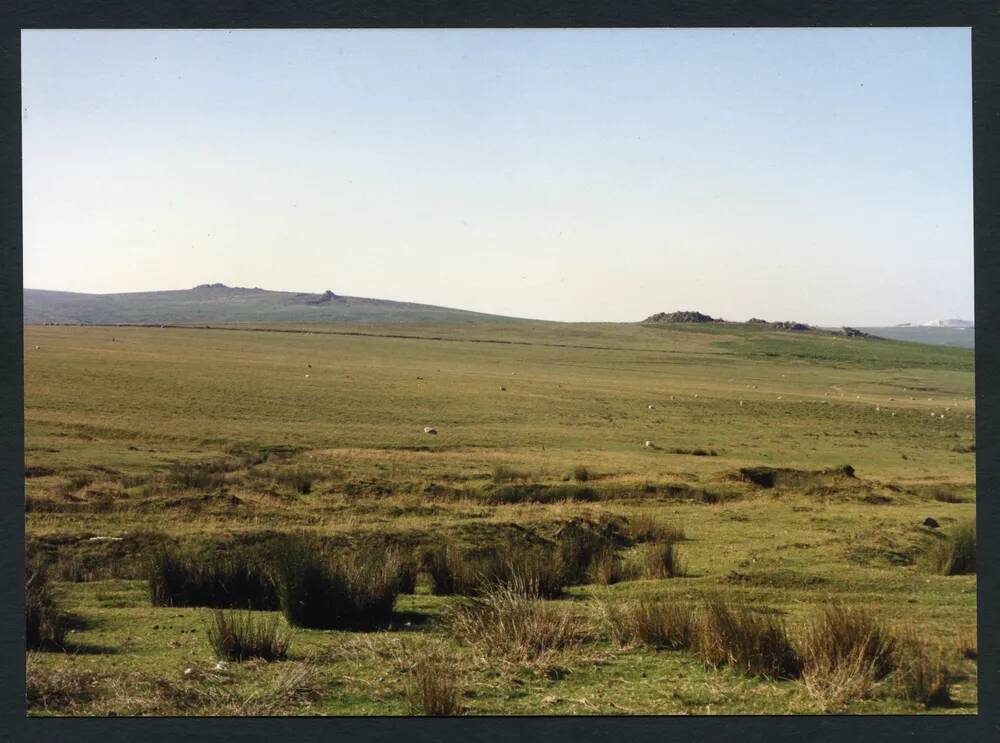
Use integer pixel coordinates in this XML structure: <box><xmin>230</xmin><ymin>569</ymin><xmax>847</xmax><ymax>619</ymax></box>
<box><xmin>21</xmin><ymin>28</ymin><xmax>972</xmax><ymax>326</ymax></box>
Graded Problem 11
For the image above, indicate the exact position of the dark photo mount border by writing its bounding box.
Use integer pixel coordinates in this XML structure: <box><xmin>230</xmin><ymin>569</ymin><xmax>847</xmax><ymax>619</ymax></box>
<box><xmin>1</xmin><ymin>2</ymin><xmax>996</xmax><ymax>741</ymax></box>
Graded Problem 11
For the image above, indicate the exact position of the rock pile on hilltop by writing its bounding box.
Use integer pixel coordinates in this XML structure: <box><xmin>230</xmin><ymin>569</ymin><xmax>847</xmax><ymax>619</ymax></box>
<box><xmin>643</xmin><ymin>311</ymin><xmax>720</xmax><ymax>323</ymax></box>
<box><xmin>841</xmin><ymin>327</ymin><xmax>876</xmax><ymax>338</ymax></box>
<box><xmin>746</xmin><ymin>318</ymin><xmax>810</xmax><ymax>331</ymax></box>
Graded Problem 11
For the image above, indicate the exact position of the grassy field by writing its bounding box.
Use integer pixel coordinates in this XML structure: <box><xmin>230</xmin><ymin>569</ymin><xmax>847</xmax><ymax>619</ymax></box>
<box><xmin>23</xmin><ymin>321</ymin><xmax>976</xmax><ymax>716</ymax></box>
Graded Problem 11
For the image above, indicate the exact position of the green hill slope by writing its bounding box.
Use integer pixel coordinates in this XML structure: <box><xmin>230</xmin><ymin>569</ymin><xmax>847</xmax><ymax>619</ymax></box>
<box><xmin>23</xmin><ymin>284</ymin><xmax>521</xmax><ymax>325</ymax></box>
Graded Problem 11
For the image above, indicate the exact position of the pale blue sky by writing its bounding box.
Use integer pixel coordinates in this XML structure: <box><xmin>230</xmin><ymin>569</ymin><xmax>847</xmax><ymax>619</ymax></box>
<box><xmin>21</xmin><ymin>29</ymin><xmax>972</xmax><ymax>325</ymax></box>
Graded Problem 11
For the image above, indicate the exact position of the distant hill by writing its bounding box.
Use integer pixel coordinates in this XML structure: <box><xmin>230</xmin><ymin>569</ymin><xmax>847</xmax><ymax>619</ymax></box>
<box><xmin>23</xmin><ymin>284</ymin><xmax>521</xmax><ymax>325</ymax></box>
<box><xmin>856</xmin><ymin>326</ymin><xmax>975</xmax><ymax>349</ymax></box>
<box><xmin>921</xmin><ymin>318</ymin><xmax>974</xmax><ymax>328</ymax></box>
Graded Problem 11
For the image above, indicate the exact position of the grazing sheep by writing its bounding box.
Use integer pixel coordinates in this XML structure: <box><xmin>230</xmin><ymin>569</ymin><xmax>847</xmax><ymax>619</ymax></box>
<box><xmin>424</xmin><ymin>426</ymin><xmax>438</xmax><ymax>435</ymax></box>
<box><xmin>739</xmin><ymin>400</ymin><xmax>745</xmax><ymax>406</ymax></box>
<box><xmin>891</xmin><ymin>412</ymin><xmax>896</xmax><ymax>417</ymax></box>
<box><xmin>34</xmin><ymin>345</ymin><xmax>39</xmax><ymax>350</ymax></box>
<box><xmin>644</xmin><ymin>440</ymin><xmax>656</xmax><ymax>448</ymax></box>
<box><xmin>876</xmin><ymin>406</ymin><xmax>880</xmax><ymax>412</ymax></box>
<box><xmin>647</xmin><ymin>404</ymin><xmax>654</xmax><ymax>410</ymax></box>
<box><xmin>940</xmin><ymin>414</ymin><xmax>945</xmax><ymax>420</ymax></box>
<box><xmin>305</xmin><ymin>374</ymin><xmax>310</xmax><ymax>378</ymax></box>
<box><xmin>777</xmin><ymin>396</ymin><xmax>783</xmax><ymax>400</ymax></box>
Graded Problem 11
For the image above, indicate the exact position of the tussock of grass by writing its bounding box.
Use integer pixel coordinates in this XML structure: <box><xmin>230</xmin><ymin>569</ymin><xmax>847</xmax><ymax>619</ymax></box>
<box><xmin>423</xmin><ymin>541</ymin><xmax>566</xmax><ymax>598</ymax></box>
<box><xmin>604</xmin><ymin>599</ymin><xmax>696</xmax><ymax>650</ymax></box>
<box><xmin>166</xmin><ymin>459</ymin><xmax>240</xmax><ymax>490</ymax></box>
<box><xmin>26</xmin><ymin>562</ymin><xmax>68</xmax><ymax>650</ymax></box>
<box><xmin>930</xmin><ymin>488</ymin><xmax>969</xmax><ymax>503</ymax></box>
<box><xmin>57</xmin><ymin>474</ymin><xmax>93</xmax><ymax>496</ymax></box>
<box><xmin>555</xmin><ymin>523</ymin><xmax>616</xmax><ymax>585</ymax></box>
<box><xmin>955</xmin><ymin>628</ymin><xmax>977</xmax><ymax>660</ymax></box>
<box><xmin>270</xmin><ymin>535</ymin><xmax>406</xmax><ymax>629</ymax></box>
<box><xmin>922</xmin><ymin>519</ymin><xmax>975</xmax><ymax>575</ymax></box>
<box><xmin>491</xmin><ymin>464</ymin><xmax>529</xmax><ymax>484</ymax></box>
<box><xmin>406</xmin><ymin>648</ymin><xmax>465</xmax><ymax>716</ymax></box>
<box><xmin>802</xmin><ymin>604</ymin><xmax>897</xmax><ymax>679</ymax></box>
<box><xmin>205</xmin><ymin>609</ymin><xmax>291</xmax><ymax>661</ymax></box>
<box><xmin>698</xmin><ymin>598</ymin><xmax>801</xmax><ymax>679</ymax></box>
<box><xmin>639</xmin><ymin>540</ymin><xmax>686</xmax><ymax>579</ymax></box>
<box><xmin>443</xmin><ymin>579</ymin><xmax>588</xmax><ymax>665</ymax></box>
<box><xmin>147</xmin><ymin>548</ymin><xmax>279</xmax><ymax>610</ymax></box>
<box><xmin>587</xmin><ymin>548</ymin><xmax>630</xmax><ymax>585</ymax></box>
<box><xmin>800</xmin><ymin>605</ymin><xmax>897</xmax><ymax>709</ymax></box>
<box><xmin>272</xmin><ymin>467</ymin><xmax>323</xmax><ymax>495</ymax></box>
<box><xmin>571</xmin><ymin>466</ymin><xmax>590</xmax><ymax>482</ymax></box>
<box><xmin>625</xmin><ymin>514</ymin><xmax>686</xmax><ymax>544</ymax></box>
<box><xmin>895</xmin><ymin>636</ymin><xmax>953</xmax><ymax>709</ymax></box>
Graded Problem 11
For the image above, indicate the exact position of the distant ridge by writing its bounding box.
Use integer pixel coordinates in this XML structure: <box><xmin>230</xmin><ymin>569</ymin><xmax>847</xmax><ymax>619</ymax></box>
<box><xmin>921</xmin><ymin>318</ymin><xmax>974</xmax><ymax>328</ymax></box>
<box><xmin>23</xmin><ymin>284</ymin><xmax>522</xmax><ymax>325</ymax></box>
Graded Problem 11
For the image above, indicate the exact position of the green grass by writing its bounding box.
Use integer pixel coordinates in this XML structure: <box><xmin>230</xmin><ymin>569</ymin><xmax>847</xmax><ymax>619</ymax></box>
<box><xmin>23</xmin><ymin>320</ymin><xmax>976</xmax><ymax>715</ymax></box>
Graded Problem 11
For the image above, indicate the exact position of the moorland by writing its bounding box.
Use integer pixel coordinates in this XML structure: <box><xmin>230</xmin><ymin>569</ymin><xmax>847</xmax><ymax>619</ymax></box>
<box><xmin>24</xmin><ymin>316</ymin><xmax>976</xmax><ymax>715</ymax></box>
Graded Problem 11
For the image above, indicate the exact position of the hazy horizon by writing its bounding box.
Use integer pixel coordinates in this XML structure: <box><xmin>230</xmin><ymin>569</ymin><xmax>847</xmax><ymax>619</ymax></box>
<box><xmin>22</xmin><ymin>29</ymin><xmax>973</xmax><ymax>326</ymax></box>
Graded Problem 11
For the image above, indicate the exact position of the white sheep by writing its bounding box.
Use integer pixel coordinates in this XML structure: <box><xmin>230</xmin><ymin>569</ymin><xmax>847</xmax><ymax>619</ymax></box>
<box><xmin>424</xmin><ymin>426</ymin><xmax>438</xmax><ymax>435</ymax></box>
<box><xmin>739</xmin><ymin>400</ymin><xmax>745</xmax><ymax>406</ymax></box>
<box><xmin>647</xmin><ymin>404</ymin><xmax>654</xmax><ymax>410</ymax></box>
<box><xmin>644</xmin><ymin>440</ymin><xmax>655</xmax><ymax>448</ymax></box>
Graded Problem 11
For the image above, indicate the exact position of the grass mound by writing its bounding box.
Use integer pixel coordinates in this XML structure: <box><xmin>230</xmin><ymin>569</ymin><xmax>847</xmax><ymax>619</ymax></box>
<box><xmin>205</xmin><ymin>609</ymin><xmax>291</xmax><ymax>661</ymax></box>
<box><xmin>483</xmin><ymin>483</ymin><xmax>598</xmax><ymax>505</ymax></box>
